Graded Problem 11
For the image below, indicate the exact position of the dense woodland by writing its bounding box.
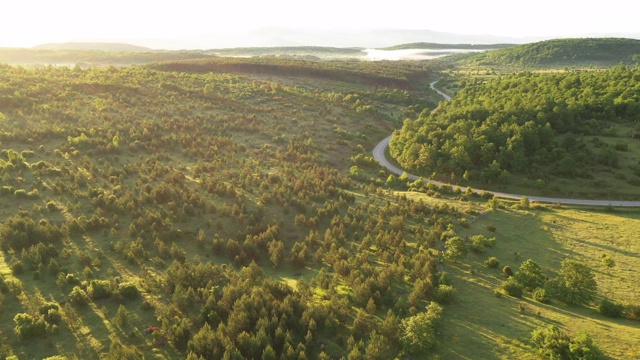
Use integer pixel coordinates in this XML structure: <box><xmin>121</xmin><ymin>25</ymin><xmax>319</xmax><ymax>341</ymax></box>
<box><xmin>390</xmin><ymin>66</ymin><xmax>640</xmax><ymax>198</ymax></box>
<box><xmin>439</xmin><ymin>38</ymin><xmax>640</xmax><ymax>69</ymax></box>
<box><xmin>0</xmin><ymin>42</ymin><xmax>639</xmax><ymax>359</ymax></box>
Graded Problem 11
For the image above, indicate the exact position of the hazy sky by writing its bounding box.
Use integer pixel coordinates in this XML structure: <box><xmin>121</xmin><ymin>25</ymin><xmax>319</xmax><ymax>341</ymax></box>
<box><xmin>3</xmin><ymin>0</ymin><xmax>639</xmax><ymax>47</ymax></box>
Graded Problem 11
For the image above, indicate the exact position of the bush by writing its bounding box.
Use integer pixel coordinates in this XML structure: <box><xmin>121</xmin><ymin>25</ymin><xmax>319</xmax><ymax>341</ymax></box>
<box><xmin>502</xmin><ymin>266</ymin><xmax>513</xmax><ymax>277</ymax></box>
<box><xmin>625</xmin><ymin>304</ymin><xmax>640</xmax><ymax>321</ymax></box>
<box><xmin>10</xmin><ymin>258</ymin><xmax>24</xmax><ymax>275</ymax></box>
<box><xmin>532</xmin><ymin>287</ymin><xmax>550</xmax><ymax>304</ymax></box>
<box><xmin>69</xmin><ymin>286</ymin><xmax>89</xmax><ymax>306</ymax></box>
<box><xmin>531</xmin><ymin>326</ymin><xmax>604</xmax><ymax>360</ymax></box>
<box><xmin>486</xmin><ymin>224</ymin><xmax>496</xmax><ymax>232</ymax></box>
<box><xmin>0</xmin><ymin>277</ymin><xmax>8</xmax><ymax>294</ymax></box>
<box><xmin>87</xmin><ymin>280</ymin><xmax>113</xmax><ymax>300</ymax></box>
<box><xmin>500</xmin><ymin>277</ymin><xmax>523</xmax><ymax>298</ymax></box>
<box><xmin>13</xmin><ymin>313</ymin><xmax>47</xmax><ymax>339</ymax></box>
<box><xmin>469</xmin><ymin>235</ymin><xmax>496</xmax><ymax>254</ymax></box>
<box><xmin>435</xmin><ymin>284</ymin><xmax>456</xmax><ymax>304</ymax></box>
<box><xmin>118</xmin><ymin>282</ymin><xmax>140</xmax><ymax>301</ymax></box>
<box><xmin>601</xmin><ymin>255</ymin><xmax>615</xmax><ymax>268</ymax></box>
<box><xmin>599</xmin><ymin>298</ymin><xmax>624</xmax><ymax>318</ymax></box>
<box><xmin>483</xmin><ymin>256</ymin><xmax>499</xmax><ymax>268</ymax></box>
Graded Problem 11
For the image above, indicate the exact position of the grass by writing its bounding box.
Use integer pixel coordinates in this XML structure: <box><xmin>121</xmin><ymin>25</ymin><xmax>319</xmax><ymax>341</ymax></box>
<box><xmin>427</xmin><ymin>201</ymin><xmax>640</xmax><ymax>359</ymax></box>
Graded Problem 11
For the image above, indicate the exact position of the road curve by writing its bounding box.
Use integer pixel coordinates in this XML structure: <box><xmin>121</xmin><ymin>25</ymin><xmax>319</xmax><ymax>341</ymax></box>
<box><xmin>372</xmin><ymin>82</ymin><xmax>640</xmax><ymax>207</ymax></box>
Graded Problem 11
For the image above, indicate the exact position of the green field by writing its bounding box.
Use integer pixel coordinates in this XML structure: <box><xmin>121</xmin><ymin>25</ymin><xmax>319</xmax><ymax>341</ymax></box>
<box><xmin>441</xmin><ymin>203</ymin><xmax>640</xmax><ymax>359</ymax></box>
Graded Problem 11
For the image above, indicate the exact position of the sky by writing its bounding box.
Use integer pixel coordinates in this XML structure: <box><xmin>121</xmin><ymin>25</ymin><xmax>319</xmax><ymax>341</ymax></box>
<box><xmin>3</xmin><ymin>0</ymin><xmax>640</xmax><ymax>48</ymax></box>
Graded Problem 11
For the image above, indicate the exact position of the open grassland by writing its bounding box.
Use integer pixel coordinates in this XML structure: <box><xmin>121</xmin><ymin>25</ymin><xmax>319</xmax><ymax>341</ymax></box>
<box><xmin>419</xmin><ymin>195</ymin><xmax>640</xmax><ymax>359</ymax></box>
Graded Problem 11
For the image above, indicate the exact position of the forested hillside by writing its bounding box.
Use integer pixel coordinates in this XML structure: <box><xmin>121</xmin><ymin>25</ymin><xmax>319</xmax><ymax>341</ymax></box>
<box><xmin>438</xmin><ymin>38</ymin><xmax>640</xmax><ymax>69</ymax></box>
<box><xmin>390</xmin><ymin>66</ymin><xmax>640</xmax><ymax>199</ymax></box>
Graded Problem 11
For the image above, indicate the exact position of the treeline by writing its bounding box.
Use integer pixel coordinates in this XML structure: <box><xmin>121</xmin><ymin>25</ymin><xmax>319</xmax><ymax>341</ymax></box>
<box><xmin>150</xmin><ymin>57</ymin><xmax>433</xmax><ymax>90</ymax></box>
<box><xmin>0</xmin><ymin>48</ymin><xmax>218</xmax><ymax>66</ymax></box>
<box><xmin>391</xmin><ymin>66</ymin><xmax>640</xmax><ymax>183</ymax></box>
<box><xmin>381</xmin><ymin>42</ymin><xmax>514</xmax><ymax>51</ymax></box>
<box><xmin>213</xmin><ymin>46</ymin><xmax>364</xmax><ymax>57</ymax></box>
<box><xmin>454</xmin><ymin>38</ymin><xmax>640</xmax><ymax>68</ymax></box>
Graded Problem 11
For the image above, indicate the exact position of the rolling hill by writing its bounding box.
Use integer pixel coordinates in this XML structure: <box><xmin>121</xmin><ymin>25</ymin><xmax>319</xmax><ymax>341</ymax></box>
<box><xmin>33</xmin><ymin>42</ymin><xmax>154</xmax><ymax>52</ymax></box>
<box><xmin>380</xmin><ymin>42</ymin><xmax>515</xmax><ymax>51</ymax></box>
<box><xmin>440</xmin><ymin>37</ymin><xmax>640</xmax><ymax>68</ymax></box>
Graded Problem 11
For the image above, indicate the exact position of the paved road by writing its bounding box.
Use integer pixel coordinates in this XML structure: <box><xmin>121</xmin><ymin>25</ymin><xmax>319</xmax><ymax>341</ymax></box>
<box><xmin>372</xmin><ymin>82</ymin><xmax>640</xmax><ymax>207</ymax></box>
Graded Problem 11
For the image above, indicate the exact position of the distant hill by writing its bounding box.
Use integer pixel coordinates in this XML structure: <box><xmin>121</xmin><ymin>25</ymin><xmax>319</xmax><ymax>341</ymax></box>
<box><xmin>186</xmin><ymin>27</ymin><xmax>537</xmax><ymax>49</ymax></box>
<box><xmin>33</xmin><ymin>42</ymin><xmax>153</xmax><ymax>52</ymax></box>
<box><xmin>380</xmin><ymin>42</ymin><xmax>515</xmax><ymax>50</ymax></box>
<box><xmin>448</xmin><ymin>38</ymin><xmax>640</xmax><ymax>68</ymax></box>
<box><xmin>212</xmin><ymin>46</ymin><xmax>364</xmax><ymax>59</ymax></box>
<box><xmin>0</xmin><ymin>47</ymin><xmax>217</xmax><ymax>66</ymax></box>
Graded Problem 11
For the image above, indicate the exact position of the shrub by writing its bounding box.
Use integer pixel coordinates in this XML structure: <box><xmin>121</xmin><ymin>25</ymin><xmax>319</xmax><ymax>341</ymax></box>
<box><xmin>601</xmin><ymin>255</ymin><xmax>615</xmax><ymax>268</ymax></box>
<box><xmin>13</xmin><ymin>189</ymin><xmax>28</xmax><ymax>198</ymax></box>
<box><xmin>625</xmin><ymin>304</ymin><xmax>640</xmax><ymax>321</ymax></box>
<box><xmin>118</xmin><ymin>282</ymin><xmax>140</xmax><ymax>301</ymax></box>
<box><xmin>483</xmin><ymin>256</ymin><xmax>499</xmax><ymax>268</ymax></box>
<box><xmin>42</xmin><ymin>308</ymin><xmax>62</xmax><ymax>325</ymax></box>
<box><xmin>435</xmin><ymin>284</ymin><xmax>456</xmax><ymax>304</ymax></box>
<box><xmin>532</xmin><ymin>287</ymin><xmax>550</xmax><ymax>304</ymax></box>
<box><xmin>13</xmin><ymin>313</ymin><xmax>47</xmax><ymax>339</ymax></box>
<box><xmin>69</xmin><ymin>286</ymin><xmax>89</xmax><ymax>306</ymax></box>
<box><xmin>599</xmin><ymin>298</ymin><xmax>624</xmax><ymax>318</ymax></box>
<box><xmin>531</xmin><ymin>326</ymin><xmax>604</xmax><ymax>360</ymax></box>
<box><xmin>469</xmin><ymin>235</ymin><xmax>496</xmax><ymax>254</ymax></box>
<box><xmin>0</xmin><ymin>277</ymin><xmax>8</xmax><ymax>294</ymax></box>
<box><xmin>87</xmin><ymin>280</ymin><xmax>113</xmax><ymax>300</ymax></box>
<box><xmin>486</xmin><ymin>224</ymin><xmax>496</xmax><ymax>232</ymax></box>
<box><xmin>500</xmin><ymin>277</ymin><xmax>523</xmax><ymax>298</ymax></box>
<box><xmin>503</xmin><ymin>266</ymin><xmax>513</xmax><ymax>277</ymax></box>
<box><xmin>46</xmin><ymin>201</ymin><xmax>58</xmax><ymax>212</ymax></box>
<box><xmin>10</xmin><ymin>258</ymin><xmax>24</xmax><ymax>275</ymax></box>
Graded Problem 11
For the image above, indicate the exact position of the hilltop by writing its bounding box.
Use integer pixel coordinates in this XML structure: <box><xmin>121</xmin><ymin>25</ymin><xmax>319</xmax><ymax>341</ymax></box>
<box><xmin>439</xmin><ymin>37</ymin><xmax>640</xmax><ymax>69</ymax></box>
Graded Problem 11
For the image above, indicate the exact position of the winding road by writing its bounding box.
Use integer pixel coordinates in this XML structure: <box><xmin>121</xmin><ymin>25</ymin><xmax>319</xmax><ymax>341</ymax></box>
<box><xmin>373</xmin><ymin>81</ymin><xmax>640</xmax><ymax>207</ymax></box>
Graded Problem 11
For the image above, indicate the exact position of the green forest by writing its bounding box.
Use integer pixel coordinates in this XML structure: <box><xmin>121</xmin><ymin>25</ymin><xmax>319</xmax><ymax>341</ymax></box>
<box><xmin>0</xmin><ymin>38</ymin><xmax>639</xmax><ymax>360</ymax></box>
<box><xmin>391</xmin><ymin>66</ymin><xmax>640</xmax><ymax>199</ymax></box>
<box><xmin>439</xmin><ymin>38</ymin><xmax>640</xmax><ymax>69</ymax></box>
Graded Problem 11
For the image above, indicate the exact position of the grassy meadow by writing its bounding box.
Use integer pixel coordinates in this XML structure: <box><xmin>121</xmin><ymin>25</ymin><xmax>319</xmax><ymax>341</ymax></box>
<box><xmin>434</xmin><ymin>199</ymin><xmax>640</xmax><ymax>359</ymax></box>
